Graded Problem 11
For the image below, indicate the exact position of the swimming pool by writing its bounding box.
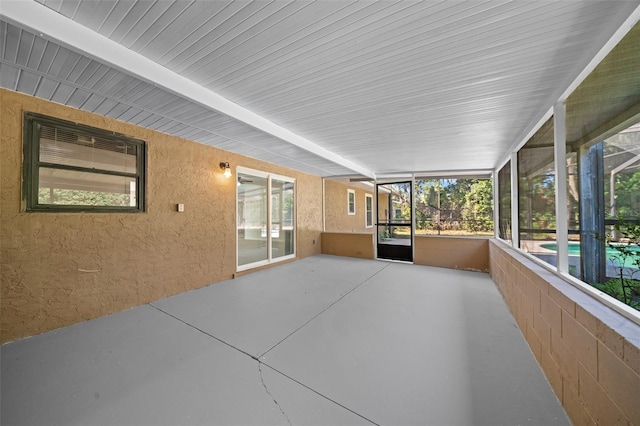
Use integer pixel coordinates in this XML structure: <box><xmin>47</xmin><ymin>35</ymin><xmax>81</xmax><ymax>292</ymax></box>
<box><xmin>540</xmin><ymin>242</ymin><xmax>640</xmax><ymax>268</ymax></box>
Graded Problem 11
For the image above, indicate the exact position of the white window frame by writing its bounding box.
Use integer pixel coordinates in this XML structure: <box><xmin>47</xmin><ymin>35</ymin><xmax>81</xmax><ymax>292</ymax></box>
<box><xmin>348</xmin><ymin>189</ymin><xmax>356</xmax><ymax>215</ymax></box>
<box><xmin>236</xmin><ymin>166</ymin><xmax>296</xmax><ymax>272</ymax></box>
<box><xmin>365</xmin><ymin>193</ymin><xmax>373</xmax><ymax>228</ymax></box>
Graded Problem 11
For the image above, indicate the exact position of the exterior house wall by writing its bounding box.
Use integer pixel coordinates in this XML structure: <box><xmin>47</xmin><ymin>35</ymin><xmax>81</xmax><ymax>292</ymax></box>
<box><xmin>323</xmin><ymin>179</ymin><xmax>374</xmax><ymax>233</ymax></box>
<box><xmin>0</xmin><ymin>89</ymin><xmax>322</xmax><ymax>343</ymax></box>
<box><xmin>320</xmin><ymin>232</ymin><xmax>374</xmax><ymax>259</ymax></box>
<box><xmin>489</xmin><ymin>239</ymin><xmax>640</xmax><ymax>425</ymax></box>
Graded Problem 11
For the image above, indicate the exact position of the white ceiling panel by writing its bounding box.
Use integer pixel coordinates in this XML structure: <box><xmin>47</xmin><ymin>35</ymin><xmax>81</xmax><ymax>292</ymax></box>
<box><xmin>15</xmin><ymin>68</ymin><xmax>39</xmax><ymax>94</ymax></box>
<box><xmin>91</xmin><ymin>97</ymin><xmax>119</xmax><ymax>116</ymax></box>
<box><xmin>64</xmin><ymin>87</ymin><xmax>90</xmax><ymax>108</ymax></box>
<box><xmin>50</xmin><ymin>82</ymin><xmax>75</xmax><ymax>104</ymax></box>
<box><xmin>1</xmin><ymin>0</ymin><xmax>639</xmax><ymax>178</ymax></box>
<box><xmin>34</xmin><ymin>76</ymin><xmax>58</xmax><ymax>99</ymax></box>
<box><xmin>135</xmin><ymin>113</ymin><xmax>164</xmax><ymax>129</ymax></box>
<box><xmin>79</xmin><ymin>92</ymin><xmax>107</xmax><ymax>112</ymax></box>
<box><xmin>72</xmin><ymin>59</ymin><xmax>106</xmax><ymax>86</ymax></box>
<box><xmin>0</xmin><ymin>62</ymin><xmax>19</xmax><ymax>89</ymax></box>
<box><xmin>81</xmin><ymin>64</ymin><xmax>113</xmax><ymax>88</ymax></box>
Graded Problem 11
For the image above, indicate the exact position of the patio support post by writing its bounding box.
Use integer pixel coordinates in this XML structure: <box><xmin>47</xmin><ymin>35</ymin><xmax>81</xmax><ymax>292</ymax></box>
<box><xmin>554</xmin><ymin>101</ymin><xmax>569</xmax><ymax>274</ymax></box>
<box><xmin>511</xmin><ymin>152</ymin><xmax>519</xmax><ymax>248</ymax></box>
<box><xmin>579</xmin><ymin>142</ymin><xmax>606</xmax><ymax>284</ymax></box>
<box><xmin>493</xmin><ymin>170</ymin><xmax>499</xmax><ymax>239</ymax></box>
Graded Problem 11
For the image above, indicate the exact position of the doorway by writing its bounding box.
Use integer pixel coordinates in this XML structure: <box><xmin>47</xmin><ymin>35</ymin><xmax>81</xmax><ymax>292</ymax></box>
<box><xmin>376</xmin><ymin>181</ymin><xmax>413</xmax><ymax>262</ymax></box>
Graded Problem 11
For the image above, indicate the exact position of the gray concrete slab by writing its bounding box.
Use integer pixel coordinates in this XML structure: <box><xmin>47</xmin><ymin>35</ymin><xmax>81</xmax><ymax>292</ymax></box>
<box><xmin>1</xmin><ymin>303</ymin><xmax>370</xmax><ymax>425</ymax></box>
<box><xmin>260</xmin><ymin>364</ymin><xmax>374</xmax><ymax>425</ymax></box>
<box><xmin>262</xmin><ymin>262</ymin><xmax>570</xmax><ymax>426</ymax></box>
<box><xmin>2</xmin><ymin>255</ymin><xmax>569</xmax><ymax>425</ymax></box>
<box><xmin>153</xmin><ymin>255</ymin><xmax>388</xmax><ymax>357</ymax></box>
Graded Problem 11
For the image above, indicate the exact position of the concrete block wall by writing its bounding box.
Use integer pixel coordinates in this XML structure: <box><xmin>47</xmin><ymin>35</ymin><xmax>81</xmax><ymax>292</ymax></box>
<box><xmin>489</xmin><ymin>239</ymin><xmax>640</xmax><ymax>425</ymax></box>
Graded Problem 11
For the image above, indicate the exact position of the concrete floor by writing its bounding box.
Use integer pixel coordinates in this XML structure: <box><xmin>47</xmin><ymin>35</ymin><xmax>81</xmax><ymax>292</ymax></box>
<box><xmin>1</xmin><ymin>255</ymin><xmax>570</xmax><ymax>425</ymax></box>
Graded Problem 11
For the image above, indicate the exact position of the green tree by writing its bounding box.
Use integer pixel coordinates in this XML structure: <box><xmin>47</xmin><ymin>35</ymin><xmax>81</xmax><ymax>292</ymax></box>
<box><xmin>39</xmin><ymin>188</ymin><xmax>130</xmax><ymax>206</ymax></box>
<box><xmin>611</xmin><ymin>171</ymin><xmax>640</xmax><ymax>218</ymax></box>
<box><xmin>462</xmin><ymin>179</ymin><xmax>494</xmax><ymax>233</ymax></box>
<box><xmin>596</xmin><ymin>217</ymin><xmax>640</xmax><ymax>310</ymax></box>
<box><xmin>414</xmin><ymin>178</ymin><xmax>493</xmax><ymax>235</ymax></box>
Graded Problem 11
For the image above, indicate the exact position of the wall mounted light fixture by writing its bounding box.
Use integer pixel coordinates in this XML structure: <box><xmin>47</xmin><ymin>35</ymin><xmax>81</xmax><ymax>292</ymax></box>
<box><xmin>220</xmin><ymin>162</ymin><xmax>232</xmax><ymax>178</ymax></box>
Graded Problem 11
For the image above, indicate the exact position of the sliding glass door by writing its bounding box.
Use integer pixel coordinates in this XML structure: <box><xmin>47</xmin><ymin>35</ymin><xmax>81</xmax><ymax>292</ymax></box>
<box><xmin>271</xmin><ymin>178</ymin><xmax>295</xmax><ymax>260</ymax></box>
<box><xmin>237</xmin><ymin>171</ymin><xmax>268</xmax><ymax>267</ymax></box>
<box><xmin>237</xmin><ymin>168</ymin><xmax>295</xmax><ymax>270</ymax></box>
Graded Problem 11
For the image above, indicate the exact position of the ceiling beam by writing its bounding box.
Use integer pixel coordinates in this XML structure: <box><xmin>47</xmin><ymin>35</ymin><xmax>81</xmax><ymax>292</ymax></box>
<box><xmin>0</xmin><ymin>0</ymin><xmax>376</xmax><ymax>180</ymax></box>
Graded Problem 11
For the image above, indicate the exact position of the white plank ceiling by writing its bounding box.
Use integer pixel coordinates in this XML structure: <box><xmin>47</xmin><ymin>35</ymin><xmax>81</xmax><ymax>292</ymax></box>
<box><xmin>1</xmin><ymin>0</ymin><xmax>638</xmax><ymax>178</ymax></box>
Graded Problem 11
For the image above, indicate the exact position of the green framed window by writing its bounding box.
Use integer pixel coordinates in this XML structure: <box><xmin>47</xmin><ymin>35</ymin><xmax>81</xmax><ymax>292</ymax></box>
<box><xmin>23</xmin><ymin>113</ymin><xmax>146</xmax><ymax>212</ymax></box>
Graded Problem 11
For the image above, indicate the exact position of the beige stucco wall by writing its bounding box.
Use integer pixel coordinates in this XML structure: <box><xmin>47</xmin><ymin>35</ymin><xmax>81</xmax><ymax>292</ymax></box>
<box><xmin>0</xmin><ymin>89</ymin><xmax>322</xmax><ymax>343</ymax></box>
<box><xmin>323</xmin><ymin>179</ymin><xmax>374</xmax><ymax>233</ymax></box>
<box><xmin>321</xmin><ymin>232</ymin><xmax>374</xmax><ymax>259</ymax></box>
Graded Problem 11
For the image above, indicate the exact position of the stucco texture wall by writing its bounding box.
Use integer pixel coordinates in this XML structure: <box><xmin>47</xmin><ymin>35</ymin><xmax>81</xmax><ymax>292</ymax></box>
<box><xmin>0</xmin><ymin>89</ymin><xmax>322</xmax><ymax>343</ymax></box>
<box><xmin>321</xmin><ymin>232</ymin><xmax>374</xmax><ymax>259</ymax></box>
<box><xmin>323</xmin><ymin>179</ymin><xmax>374</xmax><ymax>233</ymax></box>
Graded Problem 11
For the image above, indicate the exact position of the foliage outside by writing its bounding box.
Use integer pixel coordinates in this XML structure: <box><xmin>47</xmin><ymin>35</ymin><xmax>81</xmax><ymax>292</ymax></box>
<box><xmin>519</xmin><ymin>171</ymin><xmax>556</xmax><ymax>240</ymax></box>
<box><xmin>414</xmin><ymin>179</ymin><xmax>493</xmax><ymax>236</ymax></box>
<box><xmin>596</xmin><ymin>218</ymin><xmax>640</xmax><ymax>310</ymax></box>
<box><xmin>39</xmin><ymin>188</ymin><xmax>131</xmax><ymax>206</ymax></box>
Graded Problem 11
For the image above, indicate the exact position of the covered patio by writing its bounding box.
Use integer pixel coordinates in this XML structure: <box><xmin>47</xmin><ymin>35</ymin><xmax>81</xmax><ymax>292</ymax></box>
<box><xmin>1</xmin><ymin>255</ymin><xmax>568</xmax><ymax>425</ymax></box>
